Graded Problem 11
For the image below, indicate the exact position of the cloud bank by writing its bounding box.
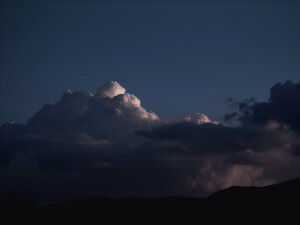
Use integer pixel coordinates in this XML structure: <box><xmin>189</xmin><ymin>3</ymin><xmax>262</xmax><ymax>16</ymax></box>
<box><xmin>1</xmin><ymin>81</ymin><xmax>300</xmax><ymax>203</ymax></box>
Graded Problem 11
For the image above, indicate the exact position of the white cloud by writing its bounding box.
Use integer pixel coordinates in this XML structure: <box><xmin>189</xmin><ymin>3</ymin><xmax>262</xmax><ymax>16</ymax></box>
<box><xmin>109</xmin><ymin>92</ymin><xmax>159</xmax><ymax>121</ymax></box>
<box><xmin>184</xmin><ymin>113</ymin><xmax>218</xmax><ymax>125</ymax></box>
<box><xmin>27</xmin><ymin>81</ymin><xmax>160</xmax><ymax>140</ymax></box>
<box><xmin>96</xmin><ymin>81</ymin><xmax>126</xmax><ymax>98</ymax></box>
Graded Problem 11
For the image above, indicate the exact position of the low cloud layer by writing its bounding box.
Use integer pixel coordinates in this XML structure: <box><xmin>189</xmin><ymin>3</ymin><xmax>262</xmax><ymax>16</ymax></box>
<box><xmin>1</xmin><ymin>81</ymin><xmax>300</xmax><ymax>203</ymax></box>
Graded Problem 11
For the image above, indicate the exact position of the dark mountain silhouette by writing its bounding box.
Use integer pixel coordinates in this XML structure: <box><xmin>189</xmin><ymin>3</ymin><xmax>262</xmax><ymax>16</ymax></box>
<box><xmin>208</xmin><ymin>178</ymin><xmax>300</xmax><ymax>202</ymax></box>
<box><xmin>1</xmin><ymin>178</ymin><xmax>300</xmax><ymax>223</ymax></box>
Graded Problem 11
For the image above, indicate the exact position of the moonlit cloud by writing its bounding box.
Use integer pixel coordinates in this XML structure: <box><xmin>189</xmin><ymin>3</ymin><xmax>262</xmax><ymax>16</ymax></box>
<box><xmin>184</xmin><ymin>113</ymin><xmax>218</xmax><ymax>125</ymax></box>
<box><xmin>25</xmin><ymin>81</ymin><xmax>160</xmax><ymax>140</ymax></box>
<box><xmin>96</xmin><ymin>81</ymin><xmax>126</xmax><ymax>99</ymax></box>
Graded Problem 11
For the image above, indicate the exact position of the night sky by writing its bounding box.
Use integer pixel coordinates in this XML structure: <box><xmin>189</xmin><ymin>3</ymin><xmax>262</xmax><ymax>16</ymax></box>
<box><xmin>1</xmin><ymin>0</ymin><xmax>300</xmax><ymax>124</ymax></box>
<box><xmin>1</xmin><ymin>0</ymin><xmax>300</xmax><ymax>203</ymax></box>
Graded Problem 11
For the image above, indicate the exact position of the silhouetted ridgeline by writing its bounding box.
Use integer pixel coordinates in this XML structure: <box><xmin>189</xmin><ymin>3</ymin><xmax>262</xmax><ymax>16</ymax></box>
<box><xmin>1</xmin><ymin>178</ymin><xmax>300</xmax><ymax>223</ymax></box>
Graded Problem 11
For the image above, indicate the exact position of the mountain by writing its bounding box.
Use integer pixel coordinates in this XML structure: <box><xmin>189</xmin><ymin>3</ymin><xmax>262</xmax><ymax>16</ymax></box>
<box><xmin>1</xmin><ymin>178</ymin><xmax>300</xmax><ymax>223</ymax></box>
<box><xmin>208</xmin><ymin>177</ymin><xmax>300</xmax><ymax>203</ymax></box>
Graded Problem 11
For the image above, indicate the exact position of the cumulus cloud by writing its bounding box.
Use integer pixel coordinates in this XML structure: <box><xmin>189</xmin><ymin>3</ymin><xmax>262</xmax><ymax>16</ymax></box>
<box><xmin>96</xmin><ymin>81</ymin><xmax>126</xmax><ymax>98</ymax></box>
<box><xmin>1</xmin><ymin>81</ymin><xmax>300</xmax><ymax>203</ymax></box>
<box><xmin>25</xmin><ymin>81</ymin><xmax>159</xmax><ymax>140</ymax></box>
<box><xmin>184</xmin><ymin>113</ymin><xmax>218</xmax><ymax>125</ymax></box>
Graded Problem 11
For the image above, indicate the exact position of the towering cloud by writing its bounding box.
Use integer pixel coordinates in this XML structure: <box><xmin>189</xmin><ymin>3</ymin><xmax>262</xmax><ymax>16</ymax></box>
<box><xmin>1</xmin><ymin>81</ymin><xmax>300</xmax><ymax>203</ymax></box>
<box><xmin>25</xmin><ymin>81</ymin><xmax>159</xmax><ymax>140</ymax></box>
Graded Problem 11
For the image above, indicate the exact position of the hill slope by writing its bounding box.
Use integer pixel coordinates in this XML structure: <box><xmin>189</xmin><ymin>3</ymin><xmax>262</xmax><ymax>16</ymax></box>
<box><xmin>1</xmin><ymin>178</ymin><xmax>300</xmax><ymax>222</ymax></box>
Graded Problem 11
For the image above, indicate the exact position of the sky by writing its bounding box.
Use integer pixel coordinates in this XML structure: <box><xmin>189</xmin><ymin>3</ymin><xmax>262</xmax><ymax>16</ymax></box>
<box><xmin>1</xmin><ymin>0</ymin><xmax>300</xmax><ymax>124</ymax></box>
<box><xmin>1</xmin><ymin>0</ymin><xmax>300</xmax><ymax>203</ymax></box>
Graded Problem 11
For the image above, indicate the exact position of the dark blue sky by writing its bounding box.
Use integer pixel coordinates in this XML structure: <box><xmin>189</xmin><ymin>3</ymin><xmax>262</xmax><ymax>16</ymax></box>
<box><xmin>1</xmin><ymin>0</ymin><xmax>299</xmax><ymax>124</ymax></box>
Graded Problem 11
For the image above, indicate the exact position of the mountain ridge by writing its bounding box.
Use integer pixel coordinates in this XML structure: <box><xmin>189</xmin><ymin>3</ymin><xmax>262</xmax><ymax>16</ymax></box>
<box><xmin>1</xmin><ymin>177</ymin><xmax>300</xmax><ymax>222</ymax></box>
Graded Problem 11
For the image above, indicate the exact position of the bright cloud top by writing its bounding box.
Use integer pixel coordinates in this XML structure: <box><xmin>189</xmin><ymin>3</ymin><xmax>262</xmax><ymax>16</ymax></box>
<box><xmin>26</xmin><ymin>81</ymin><xmax>159</xmax><ymax>139</ymax></box>
<box><xmin>96</xmin><ymin>81</ymin><xmax>126</xmax><ymax>98</ymax></box>
<box><xmin>185</xmin><ymin>113</ymin><xmax>219</xmax><ymax>125</ymax></box>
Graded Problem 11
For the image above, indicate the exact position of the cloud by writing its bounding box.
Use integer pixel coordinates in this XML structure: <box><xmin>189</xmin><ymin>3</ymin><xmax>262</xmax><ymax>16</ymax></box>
<box><xmin>137</xmin><ymin>122</ymin><xmax>257</xmax><ymax>154</ymax></box>
<box><xmin>76</xmin><ymin>133</ymin><xmax>112</xmax><ymax>147</ymax></box>
<box><xmin>1</xmin><ymin>81</ymin><xmax>300</xmax><ymax>203</ymax></box>
<box><xmin>184</xmin><ymin>113</ymin><xmax>218</xmax><ymax>125</ymax></box>
<box><xmin>226</xmin><ymin>81</ymin><xmax>300</xmax><ymax>133</ymax></box>
<box><xmin>25</xmin><ymin>81</ymin><xmax>160</xmax><ymax>140</ymax></box>
<box><xmin>96</xmin><ymin>81</ymin><xmax>126</xmax><ymax>98</ymax></box>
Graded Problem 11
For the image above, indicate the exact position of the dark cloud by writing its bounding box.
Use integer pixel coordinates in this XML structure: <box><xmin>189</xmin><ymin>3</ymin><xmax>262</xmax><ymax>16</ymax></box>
<box><xmin>137</xmin><ymin>120</ymin><xmax>299</xmax><ymax>156</ymax></box>
<box><xmin>251</xmin><ymin>81</ymin><xmax>300</xmax><ymax>131</ymax></box>
<box><xmin>137</xmin><ymin>122</ymin><xmax>258</xmax><ymax>154</ymax></box>
<box><xmin>227</xmin><ymin>81</ymin><xmax>300</xmax><ymax>133</ymax></box>
<box><xmin>1</xmin><ymin>81</ymin><xmax>300</xmax><ymax>203</ymax></box>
